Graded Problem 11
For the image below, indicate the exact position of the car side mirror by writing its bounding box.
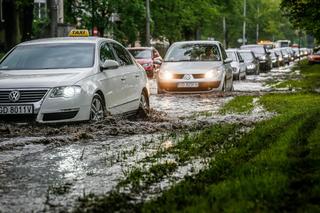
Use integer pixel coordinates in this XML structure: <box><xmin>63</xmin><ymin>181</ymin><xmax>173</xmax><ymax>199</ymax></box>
<box><xmin>224</xmin><ymin>58</ymin><xmax>232</xmax><ymax>64</ymax></box>
<box><xmin>267</xmin><ymin>52</ymin><xmax>271</xmax><ymax>55</ymax></box>
<box><xmin>240</xmin><ymin>59</ymin><xmax>244</xmax><ymax>63</ymax></box>
<box><xmin>154</xmin><ymin>59</ymin><xmax>162</xmax><ymax>65</ymax></box>
<box><xmin>101</xmin><ymin>60</ymin><xmax>120</xmax><ymax>70</ymax></box>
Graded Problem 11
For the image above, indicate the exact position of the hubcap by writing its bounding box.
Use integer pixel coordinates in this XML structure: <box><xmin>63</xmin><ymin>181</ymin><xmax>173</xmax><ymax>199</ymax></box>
<box><xmin>90</xmin><ymin>97</ymin><xmax>104</xmax><ymax>121</ymax></box>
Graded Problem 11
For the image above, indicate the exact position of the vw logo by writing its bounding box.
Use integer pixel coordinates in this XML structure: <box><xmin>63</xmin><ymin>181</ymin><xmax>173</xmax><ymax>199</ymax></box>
<box><xmin>8</xmin><ymin>90</ymin><xmax>21</xmax><ymax>102</ymax></box>
<box><xmin>183</xmin><ymin>74</ymin><xmax>192</xmax><ymax>80</ymax></box>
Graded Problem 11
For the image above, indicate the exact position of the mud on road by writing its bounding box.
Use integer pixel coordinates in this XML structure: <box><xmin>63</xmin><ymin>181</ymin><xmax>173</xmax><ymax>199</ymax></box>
<box><xmin>0</xmin><ymin>64</ymin><xmax>296</xmax><ymax>212</ymax></box>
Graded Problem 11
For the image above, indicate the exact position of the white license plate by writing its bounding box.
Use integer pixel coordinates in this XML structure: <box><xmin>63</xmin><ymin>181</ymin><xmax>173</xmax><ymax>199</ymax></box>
<box><xmin>0</xmin><ymin>105</ymin><xmax>34</xmax><ymax>115</ymax></box>
<box><xmin>177</xmin><ymin>82</ymin><xmax>199</xmax><ymax>88</ymax></box>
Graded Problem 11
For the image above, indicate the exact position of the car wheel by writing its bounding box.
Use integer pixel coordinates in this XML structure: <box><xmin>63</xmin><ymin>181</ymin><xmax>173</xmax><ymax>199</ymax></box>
<box><xmin>137</xmin><ymin>90</ymin><xmax>150</xmax><ymax>118</ymax></box>
<box><xmin>90</xmin><ymin>93</ymin><xmax>105</xmax><ymax>121</ymax></box>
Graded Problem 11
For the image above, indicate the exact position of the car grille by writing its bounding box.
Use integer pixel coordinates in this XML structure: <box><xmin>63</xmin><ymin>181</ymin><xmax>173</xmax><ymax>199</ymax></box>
<box><xmin>0</xmin><ymin>90</ymin><xmax>48</xmax><ymax>103</ymax></box>
<box><xmin>173</xmin><ymin>74</ymin><xmax>205</xmax><ymax>79</ymax></box>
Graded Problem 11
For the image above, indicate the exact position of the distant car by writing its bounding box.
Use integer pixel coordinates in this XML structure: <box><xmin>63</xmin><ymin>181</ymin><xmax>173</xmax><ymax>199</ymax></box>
<box><xmin>269</xmin><ymin>50</ymin><xmax>280</xmax><ymax>68</ymax></box>
<box><xmin>238</xmin><ymin>50</ymin><xmax>260</xmax><ymax>75</ymax></box>
<box><xmin>0</xmin><ymin>35</ymin><xmax>150</xmax><ymax>123</ymax></box>
<box><xmin>226</xmin><ymin>49</ymin><xmax>246</xmax><ymax>80</ymax></box>
<box><xmin>308</xmin><ymin>50</ymin><xmax>320</xmax><ymax>64</ymax></box>
<box><xmin>273</xmin><ymin>49</ymin><xmax>286</xmax><ymax>66</ymax></box>
<box><xmin>157</xmin><ymin>41</ymin><xmax>233</xmax><ymax>93</ymax></box>
<box><xmin>240</xmin><ymin>44</ymin><xmax>272</xmax><ymax>72</ymax></box>
<box><xmin>278</xmin><ymin>48</ymin><xmax>290</xmax><ymax>65</ymax></box>
<box><xmin>127</xmin><ymin>47</ymin><xmax>162</xmax><ymax>78</ymax></box>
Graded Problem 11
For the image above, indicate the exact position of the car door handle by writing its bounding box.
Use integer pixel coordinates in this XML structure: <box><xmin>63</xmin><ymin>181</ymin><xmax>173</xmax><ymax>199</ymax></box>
<box><xmin>121</xmin><ymin>77</ymin><xmax>126</xmax><ymax>81</ymax></box>
<box><xmin>135</xmin><ymin>74</ymin><xmax>140</xmax><ymax>78</ymax></box>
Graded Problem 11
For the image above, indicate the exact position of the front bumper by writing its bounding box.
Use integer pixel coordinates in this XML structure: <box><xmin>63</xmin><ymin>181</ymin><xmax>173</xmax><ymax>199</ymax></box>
<box><xmin>158</xmin><ymin>80</ymin><xmax>222</xmax><ymax>93</ymax></box>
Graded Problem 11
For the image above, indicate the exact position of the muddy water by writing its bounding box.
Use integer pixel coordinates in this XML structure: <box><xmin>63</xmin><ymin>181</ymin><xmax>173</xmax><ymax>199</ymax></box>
<box><xmin>0</xmin><ymin>64</ymin><xmax>294</xmax><ymax>212</ymax></box>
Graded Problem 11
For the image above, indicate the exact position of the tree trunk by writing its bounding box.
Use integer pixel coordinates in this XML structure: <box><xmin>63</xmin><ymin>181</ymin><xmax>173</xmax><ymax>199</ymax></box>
<box><xmin>20</xmin><ymin>0</ymin><xmax>34</xmax><ymax>42</ymax></box>
<box><xmin>3</xmin><ymin>0</ymin><xmax>19</xmax><ymax>50</ymax></box>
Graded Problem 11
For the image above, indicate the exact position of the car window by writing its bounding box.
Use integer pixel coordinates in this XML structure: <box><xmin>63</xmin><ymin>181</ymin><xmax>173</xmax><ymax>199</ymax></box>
<box><xmin>165</xmin><ymin>43</ymin><xmax>221</xmax><ymax>62</ymax></box>
<box><xmin>100</xmin><ymin>42</ymin><xmax>116</xmax><ymax>62</ymax></box>
<box><xmin>237</xmin><ymin>52</ymin><xmax>244</xmax><ymax>61</ymax></box>
<box><xmin>220</xmin><ymin>44</ymin><xmax>228</xmax><ymax>60</ymax></box>
<box><xmin>226</xmin><ymin>52</ymin><xmax>237</xmax><ymax>61</ymax></box>
<box><xmin>0</xmin><ymin>43</ymin><xmax>95</xmax><ymax>70</ymax></box>
<box><xmin>111</xmin><ymin>43</ymin><xmax>133</xmax><ymax>66</ymax></box>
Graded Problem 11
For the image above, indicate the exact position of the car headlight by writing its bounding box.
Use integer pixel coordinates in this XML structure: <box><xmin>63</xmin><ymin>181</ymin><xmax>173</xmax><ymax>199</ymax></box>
<box><xmin>247</xmin><ymin>64</ymin><xmax>255</xmax><ymax>69</ymax></box>
<box><xmin>205</xmin><ymin>67</ymin><xmax>223</xmax><ymax>78</ymax></box>
<box><xmin>260</xmin><ymin>56</ymin><xmax>266</xmax><ymax>61</ymax></box>
<box><xmin>159</xmin><ymin>71</ymin><xmax>173</xmax><ymax>80</ymax></box>
<box><xmin>50</xmin><ymin>86</ymin><xmax>82</xmax><ymax>98</ymax></box>
<box><xmin>142</xmin><ymin>63</ymin><xmax>152</xmax><ymax>67</ymax></box>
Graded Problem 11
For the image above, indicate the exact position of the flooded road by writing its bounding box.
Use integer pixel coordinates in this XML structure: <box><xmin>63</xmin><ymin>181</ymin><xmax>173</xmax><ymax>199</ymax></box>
<box><xmin>0</xmin><ymin>64</ymin><xmax>295</xmax><ymax>212</ymax></box>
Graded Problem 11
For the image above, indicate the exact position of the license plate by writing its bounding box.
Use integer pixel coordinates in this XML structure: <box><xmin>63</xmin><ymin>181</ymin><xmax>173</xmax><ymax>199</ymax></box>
<box><xmin>177</xmin><ymin>82</ymin><xmax>199</xmax><ymax>88</ymax></box>
<box><xmin>0</xmin><ymin>105</ymin><xmax>34</xmax><ymax>115</ymax></box>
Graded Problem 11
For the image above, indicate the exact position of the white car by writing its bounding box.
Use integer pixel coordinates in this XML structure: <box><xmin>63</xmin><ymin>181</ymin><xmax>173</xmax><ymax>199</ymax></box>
<box><xmin>226</xmin><ymin>49</ymin><xmax>247</xmax><ymax>80</ymax></box>
<box><xmin>157</xmin><ymin>41</ymin><xmax>233</xmax><ymax>93</ymax></box>
<box><xmin>0</xmin><ymin>36</ymin><xmax>150</xmax><ymax>123</ymax></box>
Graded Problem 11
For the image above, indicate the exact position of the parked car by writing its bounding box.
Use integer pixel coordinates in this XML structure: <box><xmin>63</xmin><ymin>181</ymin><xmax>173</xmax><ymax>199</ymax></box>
<box><xmin>240</xmin><ymin>44</ymin><xmax>272</xmax><ymax>72</ymax></box>
<box><xmin>226</xmin><ymin>49</ymin><xmax>246</xmax><ymax>80</ymax></box>
<box><xmin>127</xmin><ymin>47</ymin><xmax>162</xmax><ymax>78</ymax></box>
<box><xmin>157</xmin><ymin>41</ymin><xmax>233</xmax><ymax>93</ymax></box>
<box><xmin>277</xmin><ymin>48</ymin><xmax>290</xmax><ymax>65</ymax></box>
<box><xmin>273</xmin><ymin>49</ymin><xmax>286</xmax><ymax>67</ymax></box>
<box><xmin>238</xmin><ymin>50</ymin><xmax>260</xmax><ymax>75</ymax></box>
<box><xmin>269</xmin><ymin>49</ymin><xmax>280</xmax><ymax>68</ymax></box>
<box><xmin>308</xmin><ymin>50</ymin><xmax>320</xmax><ymax>64</ymax></box>
<box><xmin>0</xmin><ymin>32</ymin><xmax>150</xmax><ymax>123</ymax></box>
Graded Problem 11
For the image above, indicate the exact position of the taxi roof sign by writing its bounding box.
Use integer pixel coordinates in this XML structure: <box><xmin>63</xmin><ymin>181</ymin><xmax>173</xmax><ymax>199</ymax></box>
<box><xmin>68</xmin><ymin>29</ymin><xmax>90</xmax><ymax>37</ymax></box>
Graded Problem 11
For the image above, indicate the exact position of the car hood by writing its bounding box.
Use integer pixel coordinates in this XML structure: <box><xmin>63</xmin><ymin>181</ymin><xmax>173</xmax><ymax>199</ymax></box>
<box><xmin>0</xmin><ymin>68</ymin><xmax>93</xmax><ymax>89</ymax></box>
<box><xmin>160</xmin><ymin>61</ymin><xmax>223</xmax><ymax>74</ymax></box>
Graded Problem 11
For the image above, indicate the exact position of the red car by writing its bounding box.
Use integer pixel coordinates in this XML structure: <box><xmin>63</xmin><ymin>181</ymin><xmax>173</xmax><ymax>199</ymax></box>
<box><xmin>308</xmin><ymin>50</ymin><xmax>320</xmax><ymax>64</ymax></box>
<box><xmin>127</xmin><ymin>47</ymin><xmax>163</xmax><ymax>78</ymax></box>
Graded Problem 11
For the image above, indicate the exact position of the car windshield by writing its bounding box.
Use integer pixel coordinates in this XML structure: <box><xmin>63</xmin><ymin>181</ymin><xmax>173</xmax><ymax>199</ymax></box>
<box><xmin>239</xmin><ymin>52</ymin><xmax>254</xmax><ymax>62</ymax></box>
<box><xmin>165</xmin><ymin>43</ymin><xmax>221</xmax><ymax>62</ymax></box>
<box><xmin>226</xmin><ymin>52</ymin><xmax>237</xmax><ymax>61</ymax></box>
<box><xmin>0</xmin><ymin>43</ymin><xmax>95</xmax><ymax>70</ymax></box>
<box><xmin>241</xmin><ymin>46</ymin><xmax>266</xmax><ymax>55</ymax></box>
<box><xmin>128</xmin><ymin>49</ymin><xmax>152</xmax><ymax>59</ymax></box>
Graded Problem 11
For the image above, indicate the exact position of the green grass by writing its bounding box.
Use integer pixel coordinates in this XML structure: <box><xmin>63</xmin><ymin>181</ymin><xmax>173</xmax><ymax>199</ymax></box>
<box><xmin>74</xmin><ymin>63</ymin><xmax>320</xmax><ymax>212</ymax></box>
<box><xmin>274</xmin><ymin>60</ymin><xmax>320</xmax><ymax>91</ymax></box>
<box><xmin>139</xmin><ymin>94</ymin><xmax>320</xmax><ymax>213</ymax></box>
<box><xmin>219</xmin><ymin>96</ymin><xmax>255</xmax><ymax>115</ymax></box>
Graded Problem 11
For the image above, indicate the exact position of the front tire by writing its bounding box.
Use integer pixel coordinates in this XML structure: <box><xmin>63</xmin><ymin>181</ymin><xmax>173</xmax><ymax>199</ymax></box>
<box><xmin>90</xmin><ymin>94</ymin><xmax>105</xmax><ymax>121</ymax></box>
<box><xmin>137</xmin><ymin>91</ymin><xmax>150</xmax><ymax>118</ymax></box>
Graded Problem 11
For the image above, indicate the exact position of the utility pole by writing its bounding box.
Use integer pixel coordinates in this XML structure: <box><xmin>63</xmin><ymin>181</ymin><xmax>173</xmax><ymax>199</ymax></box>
<box><xmin>49</xmin><ymin>0</ymin><xmax>58</xmax><ymax>37</ymax></box>
<box><xmin>146</xmin><ymin>0</ymin><xmax>151</xmax><ymax>47</ymax></box>
<box><xmin>256</xmin><ymin>5</ymin><xmax>259</xmax><ymax>43</ymax></box>
<box><xmin>242</xmin><ymin>0</ymin><xmax>246</xmax><ymax>46</ymax></box>
<box><xmin>223</xmin><ymin>16</ymin><xmax>227</xmax><ymax>48</ymax></box>
<box><xmin>91</xmin><ymin>0</ymin><xmax>94</xmax><ymax>35</ymax></box>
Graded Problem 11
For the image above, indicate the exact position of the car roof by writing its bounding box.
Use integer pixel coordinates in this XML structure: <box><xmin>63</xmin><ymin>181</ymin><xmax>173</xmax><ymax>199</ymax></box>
<box><xmin>18</xmin><ymin>37</ymin><xmax>112</xmax><ymax>46</ymax></box>
<box><xmin>127</xmin><ymin>47</ymin><xmax>153</xmax><ymax>50</ymax></box>
<box><xmin>171</xmin><ymin>40</ymin><xmax>222</xmax><ymax>46</ymax></box>
<box><xmin>241</xmin><ymin>44</ymin><xmax>264</xmax><ymax>48</ymax></box>
<box><xmin>226</xmin><ymin>48</ymin><xmax>239</xmax><ymax>52</ymax></box>
<box><xmin>238</xmin><ymin>49</ymin><xmax>253</xmax><ymax>53</ymax></box>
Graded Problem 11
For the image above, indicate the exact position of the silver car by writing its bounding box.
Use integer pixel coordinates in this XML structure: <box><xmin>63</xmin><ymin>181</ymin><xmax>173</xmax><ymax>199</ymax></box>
<box><xmin>226</xmin><ymin>49</ymin><xmax>247</xmax><ymax>80</ymax></box>
<box><xmin>238</xmin><ymin>50</ymin><xmax>260</xmax><ymax>75</ymax></box>
<box><xmin>157</xmin><ymin>41</ymin><xmax>233</xmax><ymax>93</ymax></box>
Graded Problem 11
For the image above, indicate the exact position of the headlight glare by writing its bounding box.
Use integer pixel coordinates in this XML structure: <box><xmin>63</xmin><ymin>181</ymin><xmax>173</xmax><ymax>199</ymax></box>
<box><xmin>205</xmin><ymin>71</ymin><xmax>214</xmax><ymax>78</ymax></box>
<box><xmin>50</xmin><ymin>86</ymin><xmax>81</xmax><ymax>98</ymax></box>
<box><xmin>160</xmin><ymin>71</ymin><xmax>173</xmax><ymax>80</ymax></box>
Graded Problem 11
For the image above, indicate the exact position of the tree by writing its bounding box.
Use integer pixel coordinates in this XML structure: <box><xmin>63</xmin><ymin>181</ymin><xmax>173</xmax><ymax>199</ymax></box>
<box><xmin>281</xmin><ymin>0</ymin><xmax>320</xmax><ymax>42</ymax></box>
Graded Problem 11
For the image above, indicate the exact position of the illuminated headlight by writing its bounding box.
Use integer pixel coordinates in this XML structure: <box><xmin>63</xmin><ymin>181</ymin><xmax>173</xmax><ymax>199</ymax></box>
<box><xmin>260</xmin><ymin>56</ymin><xmax>266</xmax><ymax>61</ymax></box>
<box><xmin>247</xmin><ymin>64</ymin><xmax>256</xmax><ymax>69</ymax></box>
<box><xmin>142</xmin><ymin>63</ymin><xmax>152</xmax><ymax>67</ymax></box>
<box><xmin>159</xmin><ymin>71</ymin><xmax>173</xmax><ymax>80</ymax></box>
<box><xmin>205</xmin><ymin>67</ymin><xmax>222</xmax><ymax>78</ymax></box>
<box><xmin>50</xmin><ymin>86</ymin><xmax>81</xmax><ymax>98</ymax></box>
<box><xmin>279</xmin><ymin>57</ymin><xmax>283</xmax><ymax>61</ymax></box>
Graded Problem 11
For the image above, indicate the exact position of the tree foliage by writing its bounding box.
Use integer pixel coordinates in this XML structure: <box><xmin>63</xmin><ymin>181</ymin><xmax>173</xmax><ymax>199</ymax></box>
<box><xmin>281</xmin><ymin>0</ymin><xmax>320</xmax><ymax>41</ymax></box>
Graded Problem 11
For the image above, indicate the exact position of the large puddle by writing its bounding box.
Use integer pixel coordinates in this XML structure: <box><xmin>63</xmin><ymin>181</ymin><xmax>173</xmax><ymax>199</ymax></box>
<box><xmin>0</xmin><ymin>64</ymin><xmax>295</xmax><ymax>212</ymax></box>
